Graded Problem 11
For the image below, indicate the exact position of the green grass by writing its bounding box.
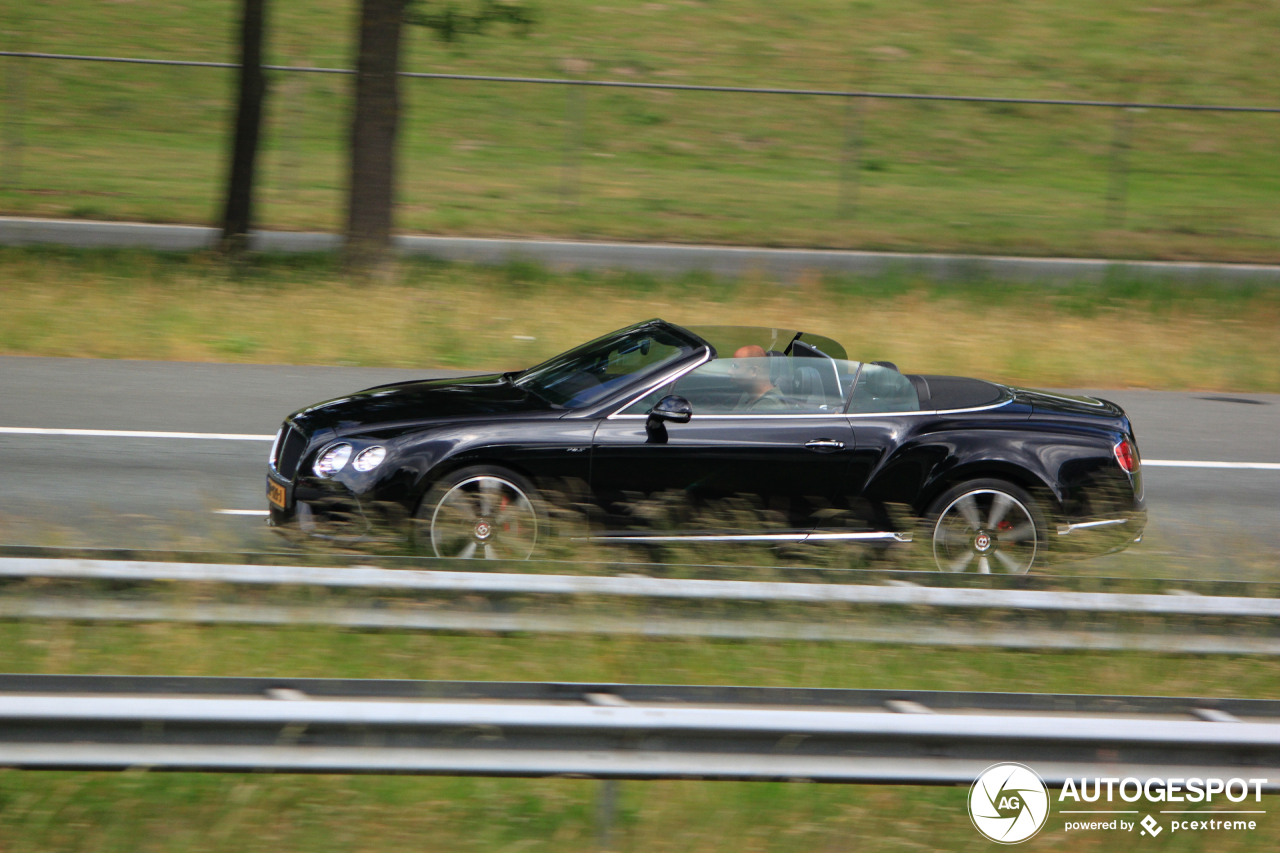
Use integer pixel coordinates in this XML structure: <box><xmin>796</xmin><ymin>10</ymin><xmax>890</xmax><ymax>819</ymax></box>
<box><xmin>2</xmin><ymin>2</ymin><xmax>1280</xmax><ymax>260</ymax></box>
<box><xmin>0</xmin><ymin>620</ymin><xmax>1278</xmax><ymax>851</ymax></box>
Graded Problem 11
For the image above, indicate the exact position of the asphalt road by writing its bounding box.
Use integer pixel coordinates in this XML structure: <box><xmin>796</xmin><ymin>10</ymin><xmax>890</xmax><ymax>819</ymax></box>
<box><xmin>1</xmin><ymin>356</ymin><xmax>1277</xmax><ymax>577</ymax></box>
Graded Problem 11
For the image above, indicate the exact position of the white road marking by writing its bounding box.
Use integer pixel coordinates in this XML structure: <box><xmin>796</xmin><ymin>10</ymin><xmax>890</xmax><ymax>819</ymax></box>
<box><xmin>214</xmin><ymin>509</ymin><xmax>270</xmax><ymax>517</ymax></box>
<box><xmin>0</xmin><ymin>427</ymin><xmax>274</xmax><ymax>441</ymax></box>
<box><xmin>1144</xmin><ymin>460</ymin><xmax>1280</xmax><ymax>471</ymax></box>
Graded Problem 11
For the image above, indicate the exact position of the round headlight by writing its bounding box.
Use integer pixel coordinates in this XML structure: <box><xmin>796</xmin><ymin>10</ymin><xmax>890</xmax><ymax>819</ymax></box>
<box><xmin>352</xmin><ymin>445</ymin><xmax>386</xmax><ymax>472</ymax></box>
<box><xmin>313</xmin><ymin>443</ymin><xmax>352</xmax><ymax>477</ymax></box>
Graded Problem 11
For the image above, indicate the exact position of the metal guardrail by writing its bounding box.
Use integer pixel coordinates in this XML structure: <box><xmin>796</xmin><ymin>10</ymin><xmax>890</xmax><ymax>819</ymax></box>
<box><xmin>3</xmin><ymin>51</ymin><xmax>1279</xmax><ymax>112</ymax></box>
<box><xmin>0</xmin><ymin>674</ymin><xmax>1276</xmax><ymax>785</ymax></box>
<box><xmin>3</xmin><ymin>558</ymin><xmax>1280</xmax><ymax>655</ymax></box>
<box><xmin>3</xmin><ymin>557</ymin><xmax>1277</xmax><ymax>618</ymax></box>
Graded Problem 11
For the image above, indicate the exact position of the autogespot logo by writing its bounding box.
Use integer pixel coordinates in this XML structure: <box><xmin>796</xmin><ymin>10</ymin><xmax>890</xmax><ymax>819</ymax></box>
<box><xmin>970</xmin><ymin>763</ymin><xmax>1051</xmax><ymax>844</ymax></box>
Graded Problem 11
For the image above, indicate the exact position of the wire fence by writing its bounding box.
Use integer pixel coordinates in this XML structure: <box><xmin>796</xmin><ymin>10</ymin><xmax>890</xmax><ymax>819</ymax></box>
<box><xmin>2</xmin><ymin>50</ymin><xmax>1278</xmax><ymax>259</ymax></box>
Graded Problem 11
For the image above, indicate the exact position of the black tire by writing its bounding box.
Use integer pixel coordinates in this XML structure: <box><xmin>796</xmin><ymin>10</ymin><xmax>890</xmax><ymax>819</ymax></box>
<box><xmin>413</xmin><ymin>465</ymin><xmax>544</xmax><ymax>560</ymax></box>
<box><xmin>920</xmin><ymin>478</ymin><xmax>1048</xmax><ymax>574</ymax></box>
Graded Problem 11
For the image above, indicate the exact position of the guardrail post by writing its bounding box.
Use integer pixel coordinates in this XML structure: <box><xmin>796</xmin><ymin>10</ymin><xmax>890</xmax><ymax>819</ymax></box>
<box><xmin>838</xmin><ymin>96</ymin><xmax>861</xmax><ymax>219</ymax></box>
<box><xmin>1106</xmin><ymin>106</ymin><xmax>1135</xmax><ymax>228</ymax></box>
<box><xmin>595</xmin><ymin>779</ymin><xmax>618</xmax><ymax>849</ymax></box>
<box><xmin>560</xmin><ymin>83</ymin><xmax>583</xmax><ymax>208</ymax></box>
<box><xmin>2</xmin><ymin>41</ymin><xmax>25</xmax><ymax>189</ymax></box>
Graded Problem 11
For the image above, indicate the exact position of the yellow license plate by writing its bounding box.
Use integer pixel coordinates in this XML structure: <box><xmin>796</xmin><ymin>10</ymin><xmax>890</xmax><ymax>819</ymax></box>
<box><xmin>267</xmin><ymin>480</ymin><xmax>287</xmax><ymax>510</ymax></box>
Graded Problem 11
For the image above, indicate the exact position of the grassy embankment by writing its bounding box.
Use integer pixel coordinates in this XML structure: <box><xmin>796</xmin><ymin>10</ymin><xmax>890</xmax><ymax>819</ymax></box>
<box><xmin>0</xmin><ymin>620</ymin><xmax>1278</xmax><ymax>852</ymax></box>
<box><xmin>1</xmin><ymin>247</ymin><xmax>1277</xmax><ymax>393</ymax></box>
<box><xmin>2</xmin><ymin>1</ymin><xmax>1280</xmax><ymax>260</ymax></box>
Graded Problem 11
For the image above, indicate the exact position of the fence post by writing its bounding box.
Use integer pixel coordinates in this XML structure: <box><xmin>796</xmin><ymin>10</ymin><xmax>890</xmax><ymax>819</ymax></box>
<box><xmin>595</xmin><ymin>779</ymin><xmax>618</xmax><ymax>850</ymax></box>
<box><xmin>560</xmin><ymin>83</ymin><xmax>584</xmax><ymax>208</ymax></box>
<box><xmin>1106</xmin><ymin>107</ymin><xmax>1135</xmax><ymax>228</ymax></box>
<box><xmin>2</xmin><ymin>41</ymin><xmax>25</xmax><ymax>189</ymax></box>
<box><xmin>838</xmin><ymin>96</ymin><xmax>861</xmax><ymax>219</ymax></box>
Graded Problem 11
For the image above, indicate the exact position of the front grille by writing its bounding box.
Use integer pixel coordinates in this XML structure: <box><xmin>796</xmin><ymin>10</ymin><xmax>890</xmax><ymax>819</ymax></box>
<box><xmin>276</xmin><ymin>425</ymin><xmax>307</xmax><ymax>481</ymax></box>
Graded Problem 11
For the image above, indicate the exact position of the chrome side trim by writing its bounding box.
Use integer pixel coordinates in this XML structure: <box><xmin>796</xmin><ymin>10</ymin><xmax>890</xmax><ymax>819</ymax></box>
<box><xmin>807</xmin><ymin>531</ymin><xmax>912</xmax><ymax>543</ymax></box>
<box><xmin>609</xmin><ymin>413</ymin><xmax>849</xmax><ymax>420</ymax></box>
<box><xmin>588</xmin><ymin>532</ymin><xmax>810</xmax><ymax>543</ymax></box>
<box><xmin>846</xmin><ymin>398</ymin><xmax>1014</xmax><ymax>418</ymax></box>
<box><xmin>582</xmin><ymin>531</ymin><xmax>910</xmax><ymax>544</ymax></box>
<box><xmin>609</xmin><ymin>413</ymin><xmax>846</xmax><ymax>420</ymax></box>
<box><xmin>606</xmin><ymin>398</ymin><xmax>1014</xmax><ymax>420</ymax></box>
<box><xmin>1057</xmin><ymin>518</ymin><xmax>1129</xmax><ymax>536</ymax></box>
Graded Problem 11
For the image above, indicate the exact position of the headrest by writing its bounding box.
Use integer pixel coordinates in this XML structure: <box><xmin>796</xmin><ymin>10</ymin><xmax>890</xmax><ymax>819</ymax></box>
<box><xmin>794</xmin><ymin>364</ymin><xmax>820</xmax><ymax>397</ymax></box>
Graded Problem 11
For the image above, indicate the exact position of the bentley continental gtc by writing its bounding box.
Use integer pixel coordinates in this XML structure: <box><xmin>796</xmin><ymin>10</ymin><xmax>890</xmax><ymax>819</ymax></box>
<box><xmin>266</xmin><ymin>320</ymin><xmax>1145</xmax><ymax>572</ymax></box>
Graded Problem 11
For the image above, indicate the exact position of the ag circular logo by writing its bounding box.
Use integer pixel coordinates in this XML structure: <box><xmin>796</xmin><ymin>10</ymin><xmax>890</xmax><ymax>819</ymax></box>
<box><xmin>969</xmin><ymin>763</ymin><xmax>1050</xmax><ymax>844</ymax></box>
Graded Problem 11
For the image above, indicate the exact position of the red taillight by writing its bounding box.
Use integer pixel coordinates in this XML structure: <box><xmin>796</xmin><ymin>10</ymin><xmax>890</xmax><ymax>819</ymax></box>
<box><xmin>1114</xmin><ymin>438</ymin><xmax>1138</xmax><ymax>474</ymax></box>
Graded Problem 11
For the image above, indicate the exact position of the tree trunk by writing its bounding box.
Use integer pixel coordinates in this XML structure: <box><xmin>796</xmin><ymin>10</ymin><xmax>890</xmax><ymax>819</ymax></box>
<box><xmin>220</xmin><ymin>0</ymin><xmax>267</xmax><ymax>251</ymax></box>
<box><xmin>345</xmin><ymin>0</ymin><xmax>405</xmax><ymax>271</ymax></box>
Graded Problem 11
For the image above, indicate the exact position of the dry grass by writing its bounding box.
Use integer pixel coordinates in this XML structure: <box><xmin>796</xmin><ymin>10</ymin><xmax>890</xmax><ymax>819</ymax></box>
<box><xmin>1</xmin><ymin>248</ymin><xmax>1278</xmax><ymax>392</ymax></box>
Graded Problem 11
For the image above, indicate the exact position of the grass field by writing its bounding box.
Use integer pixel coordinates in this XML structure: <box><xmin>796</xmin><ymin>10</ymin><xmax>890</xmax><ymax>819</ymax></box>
<box><xmin>2</xmin><ymin>1</ymin><xmax>1279</xmax><ymax>260</ymax></box>
<box><xmin>0</xmin><ymin>620</ymin><xmax>1278</xmax><ymax>852</ymax></box>
<box><xmin>1</xmin><ymin>247</ymin><xmax>1277</xmax><ymax>393</ymax></box>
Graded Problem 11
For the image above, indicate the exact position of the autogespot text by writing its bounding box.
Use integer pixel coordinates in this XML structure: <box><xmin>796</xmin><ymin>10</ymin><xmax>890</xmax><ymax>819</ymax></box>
<box><xmin>1058</xmin><ymin>777</ymin><xmax>1266</xmax><ymax>838</ymax></box>
<box><xmin>1059</xmin><ymin>777</ymin><xmax>1266</xmax><ymax>804</ymax></box>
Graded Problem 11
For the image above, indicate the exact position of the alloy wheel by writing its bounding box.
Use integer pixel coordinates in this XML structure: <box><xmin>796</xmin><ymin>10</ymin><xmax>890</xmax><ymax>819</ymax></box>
<box><xmin>932</xmin><ymin>488</ymin><xmax>1038</xmax><ymax>573</ymax></box>
<box><xmin>430</xmin><ymin>475</ymin><xmax>538</xmax><ymax>559</ymax></box>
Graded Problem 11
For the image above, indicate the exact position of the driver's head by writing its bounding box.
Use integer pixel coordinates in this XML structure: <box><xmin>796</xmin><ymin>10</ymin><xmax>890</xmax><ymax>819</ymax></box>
<box><xmin>729</xmin><ymin>345</ymin><xmax>772</xmax><ymax>392</ymax></box>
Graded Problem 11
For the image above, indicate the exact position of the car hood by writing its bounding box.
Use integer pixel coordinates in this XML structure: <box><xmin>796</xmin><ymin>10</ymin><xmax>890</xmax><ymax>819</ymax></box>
<box><xmin>289</xmin><ymin>374</ymin><xmax>554</xmax><ymax>433</ymax></box>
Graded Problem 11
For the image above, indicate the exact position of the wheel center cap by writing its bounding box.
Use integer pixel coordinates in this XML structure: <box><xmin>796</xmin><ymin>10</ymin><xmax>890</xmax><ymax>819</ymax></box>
<box><xmin>974</xmin><ymin>532</ymin><xmax>992</xmax><ymax>552</ymax></box>
<box><xmin>474</xmin><ymin>521</ymin><xmax>493</xmax><ymax>540</ymax></box>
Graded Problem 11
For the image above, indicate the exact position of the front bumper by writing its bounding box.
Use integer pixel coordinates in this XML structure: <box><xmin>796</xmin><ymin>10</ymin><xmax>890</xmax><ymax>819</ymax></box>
<box><xmin>266</xmin><ymin>470</ymin><xmax>412</xmax><ymax>542</ymax></box>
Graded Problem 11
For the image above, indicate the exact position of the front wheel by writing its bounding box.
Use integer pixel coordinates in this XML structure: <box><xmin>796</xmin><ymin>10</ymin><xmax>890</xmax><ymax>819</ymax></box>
<box><xmin>414</xmin><ymin>465</ymin><xmax>542</xmax><ymax>559</ymax></box>
<box><xmin>922</xmin><ymin>479</ymin><xmax>1046</xmax><ymax>574</ymax></box>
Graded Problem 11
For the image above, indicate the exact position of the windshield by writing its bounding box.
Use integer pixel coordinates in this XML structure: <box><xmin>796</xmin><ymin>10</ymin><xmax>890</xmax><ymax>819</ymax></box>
<box><xmin>514</xmin><ymin>321</ymin><xmax>699</xmax><ymax>408</ymax></box>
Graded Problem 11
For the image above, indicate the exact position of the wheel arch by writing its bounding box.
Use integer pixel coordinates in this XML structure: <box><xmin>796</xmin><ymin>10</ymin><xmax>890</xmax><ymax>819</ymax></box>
<box><xmin>916</xmin><ymin>459</ymin><xmax>1064</xmax><ymax>521</ymax></box>
<box><xmin>412</xmin><ymin>454</ymin><xmax>543</xmax><ymax>513</ymax></box>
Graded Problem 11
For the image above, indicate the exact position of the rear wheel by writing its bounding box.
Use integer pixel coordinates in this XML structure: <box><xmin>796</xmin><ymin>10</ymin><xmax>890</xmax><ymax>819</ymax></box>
<box><xmin>923</xmin><ymin>479</ymin><xmax>1046</xmax><ymax>574</ymax></box>
<box><xmin>415</xmin><ymin>465</ymin><xmax>541</xmax><ymax>559</ymax></box>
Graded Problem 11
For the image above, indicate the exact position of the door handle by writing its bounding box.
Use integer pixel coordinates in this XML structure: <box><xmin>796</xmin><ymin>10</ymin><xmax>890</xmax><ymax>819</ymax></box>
<box><xmin>804</xmin><ymin>438</ymin><xmax>845</xmax><ymax>451</ymax></box>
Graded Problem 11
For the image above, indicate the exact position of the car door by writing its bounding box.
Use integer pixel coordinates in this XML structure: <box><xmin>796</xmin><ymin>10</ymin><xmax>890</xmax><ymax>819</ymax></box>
<box><xmin>588</xmin><ymin>355</ymin><xmax>855</xmax><ymax>540</ymax></box>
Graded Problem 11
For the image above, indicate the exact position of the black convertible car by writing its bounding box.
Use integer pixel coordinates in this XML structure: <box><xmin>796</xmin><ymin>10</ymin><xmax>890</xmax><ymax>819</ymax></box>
<box><xmin>266</xmin><ymin>320</ymin><xmax>1145</xmax><ymax>572</ymax></box>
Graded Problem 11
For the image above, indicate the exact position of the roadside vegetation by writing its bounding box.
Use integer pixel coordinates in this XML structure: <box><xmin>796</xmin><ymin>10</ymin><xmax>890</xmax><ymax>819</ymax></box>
<box><xmin>3</xmin><ymin>1</ymin><xmax>1280</xmax><ymax>260</ymax></box>
<box><xmin>1</xmin><ymin>248</ymin><xmax>1276</xmax><ymax>393</ymax></box>
<box><xmin>0</xmin><ymin>619</ymin><xmax>1277</xmax><ymax>852</ymax></box>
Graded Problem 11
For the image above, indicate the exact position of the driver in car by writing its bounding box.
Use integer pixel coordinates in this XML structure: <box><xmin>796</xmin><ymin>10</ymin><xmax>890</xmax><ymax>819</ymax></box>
<box><xmin>729</xmin><ymin>345</ymin><xmax>787</xmax><ymax>412</ymax></box>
